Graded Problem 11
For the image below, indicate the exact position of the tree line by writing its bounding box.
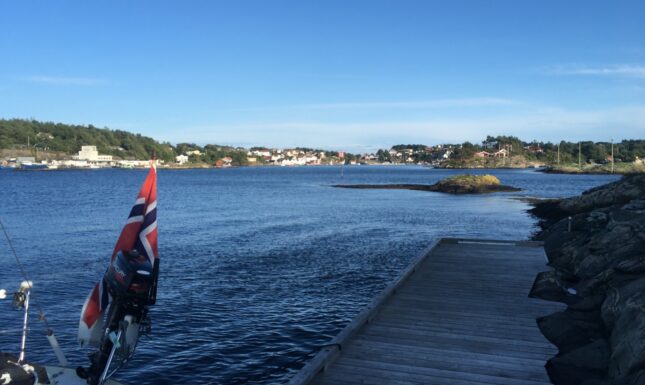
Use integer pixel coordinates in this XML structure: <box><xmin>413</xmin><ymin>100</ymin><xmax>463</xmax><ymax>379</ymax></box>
<box><xmin>384</xmin><ymin>135</ymin><xmax>644</xmax><ymax>164</ymax></box>
<box><xmin>2</xmin><ymin>120</ymin><xmax>642</xmax><ymax>165</ymax></box>
<box><xmin>0</xmin><ymin>119</ymin><xmax>250</xmax><ymax>165</ymax></box>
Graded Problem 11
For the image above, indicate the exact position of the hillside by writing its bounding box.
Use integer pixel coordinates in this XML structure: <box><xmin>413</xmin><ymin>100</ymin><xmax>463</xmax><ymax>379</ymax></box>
<box><xmin>0</xmin><ymin>119</ymin><xmax>176</xmax><ymax>162</ymax></box>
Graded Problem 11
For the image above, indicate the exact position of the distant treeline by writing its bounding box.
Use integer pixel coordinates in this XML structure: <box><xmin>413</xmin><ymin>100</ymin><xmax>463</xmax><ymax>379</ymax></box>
<box><xmin>1</xmin><ymin>119</ymin><xmax>642</xmax><ymax>165</ymax></box>
<box><xmin>0</xmin><ymin>119</ymin><xmax>249</xmax><ymax>165</ymax></box>
<box><xmin>464</xmin><ymin>135</ymin><xmax>644</xmax><ymax>163</ymax></box>
<box><xmin>385</xmin><ymin>135</ymin><xmax>645</xmax><ymax>164</ymax></box>
<box><xmin>0</xmin><ymin>119</ymin><xmax>177</xmax><ymax>162</ymax></box>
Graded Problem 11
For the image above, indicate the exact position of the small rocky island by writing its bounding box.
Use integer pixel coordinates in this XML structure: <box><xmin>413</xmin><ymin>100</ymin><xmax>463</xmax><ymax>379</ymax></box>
<box><xmin>334</xmin><ymin>174</ymin><xmax>521</xmax><ymax>194</ymax></box>
<box><xmin>528</xmin><ymin>174</ymin><xmax>645</xmax><ymax>385</ymax></box>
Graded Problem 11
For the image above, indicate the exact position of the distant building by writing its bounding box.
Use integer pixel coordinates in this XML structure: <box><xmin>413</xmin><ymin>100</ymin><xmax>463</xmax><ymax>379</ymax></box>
<box><xmin>493</xmin><ymin>149</ymin><xmax>509</xmax><ymax>158</ymax></box>
<box><xmin>250</xmin><ymin>150</ymin><xmax>271</xmax><ymax>157</ymax></box>
<box><xmin>16</xmin><ymin>157</ymin><xmax>36</xmax><ymax>164</ymax></box>
<box><xmin>474</xmin><ymin>151</ymin><xmax>491</xmax><ymax>158</ymax></box>
<box><xmin>176</xmin><ymin>154</ymin><xmax>189</xmax><ymax>165</ymax></box>
<box><xmin>524</xmin><ymin>145</ymin><xmax>543</xmax><ymax>154</ymax></box>
<box><xmin>116</xmin><ymin>160</ymin><xmax>150</xmax><ymax>168</ymax></box>
<box><xmin>304</xmin><ymin>155</ymin><xmax>320</xmax><ymax>165</ymax></box>
<box><xmin>72</xmin><ymin>146</ymin><xmax>113</xmax><ymax>162</ymax></box>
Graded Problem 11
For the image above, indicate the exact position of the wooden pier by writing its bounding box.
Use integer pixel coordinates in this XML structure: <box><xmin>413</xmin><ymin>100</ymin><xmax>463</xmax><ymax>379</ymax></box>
<box><xmin>288</xmin><ymin>238</ymin><xmax>563</xmax><ymax>385</ymax></box>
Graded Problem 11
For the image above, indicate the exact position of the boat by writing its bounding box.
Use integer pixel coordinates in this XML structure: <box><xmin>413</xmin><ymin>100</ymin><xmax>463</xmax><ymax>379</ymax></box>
<box><xmin>1</xmin><ymin>164</ymin><xmax>159</xmax><ymax>385</ymax></box>
<box><xmin>18</xmin><ymin>162</ymin><xmax>49</xmax><ymax>170</ymax></box>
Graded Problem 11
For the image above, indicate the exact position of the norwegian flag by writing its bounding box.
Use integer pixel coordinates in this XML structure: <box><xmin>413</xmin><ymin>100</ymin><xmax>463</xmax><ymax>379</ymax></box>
<box><xmin>80</xmin><ymin>165</ymin><xmax>158</xmax><ymax>331</ymax></box>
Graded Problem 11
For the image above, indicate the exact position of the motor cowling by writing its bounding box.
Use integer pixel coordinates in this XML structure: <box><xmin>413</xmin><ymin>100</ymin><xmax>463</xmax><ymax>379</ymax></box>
<box><xmin>104</xmin><ymin>250</ymin><xmax>153</xmax><ymax>304</ymax></box>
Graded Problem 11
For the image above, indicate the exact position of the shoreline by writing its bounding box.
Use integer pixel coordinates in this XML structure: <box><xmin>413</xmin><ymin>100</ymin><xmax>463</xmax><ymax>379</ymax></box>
<box><xmin>527</xmin><ymin>174</ymin><xmax>645</xmax><ymax>384</ymax></box>
<box><xmin>4</xmin><ymin>162</ymin><xmax>644</xmax><ymax>174</ymax></box>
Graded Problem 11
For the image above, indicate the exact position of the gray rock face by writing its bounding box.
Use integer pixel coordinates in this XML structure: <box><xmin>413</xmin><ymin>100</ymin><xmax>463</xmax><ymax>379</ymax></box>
<box><xmin>529</xmin><ymin>174</ymin><xmax>645</xmax><ymax>385</ymax></box>
<box><xmin>546</xmin><ymin>339</ymin><xmax>610</xmax><ymax>385</ymax></box>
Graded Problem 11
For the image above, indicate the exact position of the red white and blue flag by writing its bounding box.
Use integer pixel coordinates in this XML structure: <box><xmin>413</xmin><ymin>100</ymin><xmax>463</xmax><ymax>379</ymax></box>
<box><xmin>80</xmin><ymin>165</ymin><xmax>158</xmax><ymax>332</ymax></box>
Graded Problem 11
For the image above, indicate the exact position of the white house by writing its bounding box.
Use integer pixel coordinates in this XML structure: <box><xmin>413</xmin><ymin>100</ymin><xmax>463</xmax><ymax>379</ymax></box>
<box><xmin>271</xmin><ymin>154</ymin><xmax>284</xmax><ymax>162</ymax></box>
<box><xmin>72</xmin><ymin>146</ymin><xmax>113</xmax><ymax>162</ymax></box>
<box><xmin>176</xmin><ymin>154</ymin><xmax>189</xmax><ymax>165</ymax></box>
<box><xmin>116</xmin><ymin>160</ymin><xmax>151</xmax><ymax>168</ymax></box>
<box><xmin>251</xmin><ymin>150</ymin><xmax>272</xmax><ymax>157</ymax></box>
<box><xmin>493</xmin><ymin>149</ymin><xmax>509</xmax><ymax>158</ymax></box>
<box><xmin>304</xmin><ymin>155</ymin><xmax>320</xmax><ymax>165</ymax></box>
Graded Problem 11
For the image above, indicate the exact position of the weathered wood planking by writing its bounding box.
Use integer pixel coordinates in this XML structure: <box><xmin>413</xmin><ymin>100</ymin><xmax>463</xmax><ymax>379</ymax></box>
<box><xmin>287</xmin><ymin>238</ymin><xmax>563</xmax><ymax>385</ymax></box>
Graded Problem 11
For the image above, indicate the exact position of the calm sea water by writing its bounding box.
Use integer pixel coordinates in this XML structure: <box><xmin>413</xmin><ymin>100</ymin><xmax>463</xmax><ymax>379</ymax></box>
<box><xmin>0</xmin><ymin>166</ymin><xmax>618</xmax><ymax>384</ymax></box>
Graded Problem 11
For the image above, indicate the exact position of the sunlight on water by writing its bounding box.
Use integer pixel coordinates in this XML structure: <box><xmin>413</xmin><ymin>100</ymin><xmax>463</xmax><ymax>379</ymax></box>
<box><xmin>0</xmin><ymin>167</ymin><xmax>618</xmax><ymax>384</ymax></box>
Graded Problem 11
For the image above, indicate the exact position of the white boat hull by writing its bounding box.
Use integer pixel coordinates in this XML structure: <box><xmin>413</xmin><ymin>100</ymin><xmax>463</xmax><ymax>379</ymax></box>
<box><xmin>44</xmin><ymin>366</ymin><xmax>123</xmax><ymax>385</ymax></box>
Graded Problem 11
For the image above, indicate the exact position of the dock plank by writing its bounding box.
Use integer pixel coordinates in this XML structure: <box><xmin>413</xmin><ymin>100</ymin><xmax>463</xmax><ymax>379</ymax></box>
<box><xmin>287</xmin><ymin>238</ymin><xmax>562</xmax><ymax>385</ymax></box>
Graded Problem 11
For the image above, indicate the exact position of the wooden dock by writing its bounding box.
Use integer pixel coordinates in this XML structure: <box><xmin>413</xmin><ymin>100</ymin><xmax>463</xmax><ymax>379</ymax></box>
<box><xmin>288</xmin><ymin>238</ymin><xmax>562</xmax><ymax>385</ymax></box>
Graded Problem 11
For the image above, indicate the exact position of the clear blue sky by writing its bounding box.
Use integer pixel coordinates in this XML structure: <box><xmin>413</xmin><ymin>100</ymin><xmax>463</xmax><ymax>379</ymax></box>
<box><xmin>1</xmin><ymin>1</ymin><xmax>644</xmax><ymax>152</ymax></box>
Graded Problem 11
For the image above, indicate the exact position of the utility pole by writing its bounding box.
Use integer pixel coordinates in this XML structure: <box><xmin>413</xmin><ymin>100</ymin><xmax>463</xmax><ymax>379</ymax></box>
<box><xmin>578</xmin><ymin>142</ymin><xmax>582</xmax><ymax>170</ymax></box>
<box><xmin>557</xmin><ymin>142</ymin><xmax>560</xmax><ymax>165</ymax></box>
<box><xmin>611</xmin><ymin>138</ymin><xmax>614</xmax><ymax>174</ymax></box>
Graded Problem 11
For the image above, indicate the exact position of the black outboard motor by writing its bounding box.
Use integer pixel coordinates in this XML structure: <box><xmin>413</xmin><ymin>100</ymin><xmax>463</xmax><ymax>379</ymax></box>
<box><xmin>104</xmin><ymin>249</ymin><xmax>154</xmax><ymax>306</ymax></box>
<box><xmin>78</xmin><ymin>249</ymin><xmax>158</xmax><ymax>385</ymax></box>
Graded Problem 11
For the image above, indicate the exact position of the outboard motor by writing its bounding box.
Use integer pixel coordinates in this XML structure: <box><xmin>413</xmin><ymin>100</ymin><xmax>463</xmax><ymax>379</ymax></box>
<box><xmin>78</xmin><ymin>249</ymin><xmax>158</xmax><ymax>385</ymax></box>
<box><xmin>104</xmin><ymin>249</ymin><xmax>154</xmax><ymax>305</ymax></box>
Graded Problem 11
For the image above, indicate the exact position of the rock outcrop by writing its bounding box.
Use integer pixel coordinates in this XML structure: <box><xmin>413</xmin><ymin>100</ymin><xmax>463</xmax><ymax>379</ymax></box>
<box><xmin>528</xmin><ymin>174</ymin><xmax>645</xmax><ymax>385</ymax></box>
<box><xmin>334</xmin><ymin>174</ymin><xmax>521</xmax><ymax>194</ymax></box>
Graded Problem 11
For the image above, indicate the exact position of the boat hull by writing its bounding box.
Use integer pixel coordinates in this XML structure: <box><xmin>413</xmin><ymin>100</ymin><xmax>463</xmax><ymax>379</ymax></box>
<box><xmin>44</xmin><ymin>366</ymin><xmax>123</xmax><ymax>385</ymax></box>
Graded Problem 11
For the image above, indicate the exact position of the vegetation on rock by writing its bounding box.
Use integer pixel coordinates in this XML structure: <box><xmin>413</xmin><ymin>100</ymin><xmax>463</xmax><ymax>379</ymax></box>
<box><xmin>440</xmin><ymin>174</ymin><xmax>501</xmax><ymax>187</ymax></box>
<box><xmin>334</xmin><ymin>174</ymin><xmax>520</xmax><ymax>194</ymax></box>
<box><xmin>543</xmin><ymin>162</ymin><xmax>645</xmax><ymax>174</ymax></box>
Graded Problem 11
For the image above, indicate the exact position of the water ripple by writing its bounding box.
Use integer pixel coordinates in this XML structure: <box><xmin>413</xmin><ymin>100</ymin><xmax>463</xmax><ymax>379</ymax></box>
<box><xmin>0</xmin><ymin>167</ymin><xmax>618</xmax><ymax>384</ymax></box>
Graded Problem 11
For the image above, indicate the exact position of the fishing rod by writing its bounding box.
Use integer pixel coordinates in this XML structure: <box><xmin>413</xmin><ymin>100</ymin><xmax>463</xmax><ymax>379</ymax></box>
<box><xmin>0</xmin><ymin>215</ymin><xmax>69</xmax><ymax>367</ymax></box>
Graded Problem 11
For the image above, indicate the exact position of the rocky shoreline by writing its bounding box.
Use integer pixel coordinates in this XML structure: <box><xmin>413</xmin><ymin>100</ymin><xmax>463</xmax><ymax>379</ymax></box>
<box><xmin>334</xmin><ymin>174</ymin><xmax>521</xmax><ymax>194</ymax></box>
<box><xmin>528</xmin><ymin>174</ymin><xmax>645</xmax><ymax>385</ymax></box>
<box><xmin>540</xmin><ymin>164</ymin><xmax>645</xmax><ymax>175</ymax></box>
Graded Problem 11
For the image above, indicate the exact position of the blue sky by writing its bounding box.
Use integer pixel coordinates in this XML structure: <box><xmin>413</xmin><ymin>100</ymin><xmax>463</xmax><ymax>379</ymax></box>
<box><xmin>1</xmin><ymin>1</ymin><xmax>644</xmax><ymax>152</ymax></box>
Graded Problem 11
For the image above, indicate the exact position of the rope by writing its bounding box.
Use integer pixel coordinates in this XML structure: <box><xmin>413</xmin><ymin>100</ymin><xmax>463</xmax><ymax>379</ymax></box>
<box><xmin>0</xmin><ymin>216</ymin><xmax>53</xmax><ymax>331</ymax></box>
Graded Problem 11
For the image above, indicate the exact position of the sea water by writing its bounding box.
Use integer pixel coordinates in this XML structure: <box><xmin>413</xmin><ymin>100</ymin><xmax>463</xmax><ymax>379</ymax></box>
<box><xmin>0</xmin><ymin>166</ymin><xmax>619</xmax><ymax>384</ymax></box>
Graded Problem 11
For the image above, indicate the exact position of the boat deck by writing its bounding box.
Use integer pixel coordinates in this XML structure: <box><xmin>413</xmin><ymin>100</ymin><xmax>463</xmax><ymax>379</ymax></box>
<box><xmin>288</xmin><ymin>238</ymin><xmax>562</xmax><ymax>385</ymax></box>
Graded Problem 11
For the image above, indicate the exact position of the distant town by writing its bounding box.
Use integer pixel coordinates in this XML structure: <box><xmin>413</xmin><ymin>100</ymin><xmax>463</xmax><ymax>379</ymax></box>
<box><xmin>0</xmin><ymin>119</ymin><xmax>644</xmax><ymax>172</ymax></box>
<box><xmin>3</xmin><ymin>140</ymin><xmax>645</xmax><ymax>174</ymax></box>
